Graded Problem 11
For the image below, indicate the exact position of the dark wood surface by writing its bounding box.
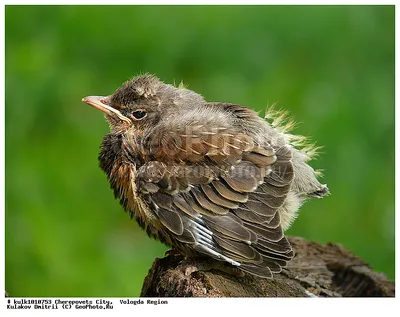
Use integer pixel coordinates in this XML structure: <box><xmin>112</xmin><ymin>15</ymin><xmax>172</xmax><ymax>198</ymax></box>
<box><xmin>141</xmin><ymin>237</ymin><xmax>394</xmax><ymax>297</ymax></box>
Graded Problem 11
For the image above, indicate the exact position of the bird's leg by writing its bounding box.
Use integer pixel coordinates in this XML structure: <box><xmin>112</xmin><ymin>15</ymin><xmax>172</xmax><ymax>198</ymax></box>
<box><xmin>176</xmin><ymin>258</ymin><xmax>245</xmax><ymax>277</ymax></box>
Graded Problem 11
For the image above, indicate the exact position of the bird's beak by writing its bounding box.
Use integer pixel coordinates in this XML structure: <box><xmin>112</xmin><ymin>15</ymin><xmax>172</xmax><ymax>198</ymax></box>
<box><xmin>81</xmin><ymin>95</ymin><xmax>131</xmax><ymax>124</ymax></box>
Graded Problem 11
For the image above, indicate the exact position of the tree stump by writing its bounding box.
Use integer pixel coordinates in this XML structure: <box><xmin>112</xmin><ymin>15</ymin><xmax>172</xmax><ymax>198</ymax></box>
<box><xmin>141</xmin><ymin>237</ymin><xmax>394</xmax><ymax>297</ymax></box>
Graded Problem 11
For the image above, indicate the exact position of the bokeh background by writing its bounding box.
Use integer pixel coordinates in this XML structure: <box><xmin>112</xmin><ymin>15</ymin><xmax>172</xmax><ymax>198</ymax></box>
<box><xmin>5</xmin><ymin>5</ymin><xmax>394</xmax><ymax>296</ymax></box>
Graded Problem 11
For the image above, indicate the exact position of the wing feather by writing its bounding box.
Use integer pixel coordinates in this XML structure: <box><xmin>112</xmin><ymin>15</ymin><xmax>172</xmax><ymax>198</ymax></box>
<box><xmin>203</xmin><ymin>215</ymin><xmax>254</xmax><ymax>242</ymax></box>
<box><xmin>191</xmin><ymin>187</ymin><xmax>230</xmax><ymax>215</ymax></box>
<box><xmin>243</xmin><ymin>220</ymin><xmax>284</xmax><ymax>242</ymax></box>
<box><xmin>240</xmin><ymin>264</ymin><xmax>273</xmax><ymax>278</ymax></box>
<box><xmin>135</xmin><ymin>106</ymin><xmax>296</xmax><ymax>278</ymax></box>
<box><xmin>155</xmin><ymin>207</ymin><xmax>184</xmax><ymax>235</ymax></box>
<box><xmin>233</xmin><ymin>207</ymin><xmax>274</xmax><ymax>223</ymax></box>
<box><xmin>211</xmin><ymin>180</ymin><xmax>249</xmax><ymax>202</ymax></box>
<box><xmin>200</xmin><ymin>184</ymin><xmax>240</xmax><ymax>209</ymax></box>
<box><xmin>213</xmin><ymin>235</ymin><xmax>259</xmax><ymax>261</ymax></box>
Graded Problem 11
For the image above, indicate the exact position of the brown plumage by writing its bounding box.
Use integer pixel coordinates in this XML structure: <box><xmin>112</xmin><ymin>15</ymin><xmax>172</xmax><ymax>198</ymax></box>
<box><xmin>82</xmin><ymin>74</ymin><xmax>329</xmax><ymax>278</ymax></box>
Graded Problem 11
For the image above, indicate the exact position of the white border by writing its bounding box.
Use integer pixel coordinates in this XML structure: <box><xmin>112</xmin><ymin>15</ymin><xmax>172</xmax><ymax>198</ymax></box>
<box><xmin>1</xmin><ymin>1</ymin><xmax>398</xmax><ymax>316</ymax></box>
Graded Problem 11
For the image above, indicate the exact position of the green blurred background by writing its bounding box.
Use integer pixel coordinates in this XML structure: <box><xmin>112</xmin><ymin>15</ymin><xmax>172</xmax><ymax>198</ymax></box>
<box><xmin>5</xmin><ymin>5</ymin><xmax>394</xmax><ymax>296</ymax></box>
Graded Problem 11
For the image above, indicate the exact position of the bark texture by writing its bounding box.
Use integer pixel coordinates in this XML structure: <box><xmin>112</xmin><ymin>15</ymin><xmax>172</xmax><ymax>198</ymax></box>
<box><xmin>141</xmin><ymin>237</ymin><xmax>394</xmax><ymax>297</ymax></box>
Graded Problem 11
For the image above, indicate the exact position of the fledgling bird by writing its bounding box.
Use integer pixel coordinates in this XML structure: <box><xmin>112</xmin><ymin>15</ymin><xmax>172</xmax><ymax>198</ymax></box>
<box><xmin>82</xmin><ymin>74</ymin><xmax>328</xmax><ymax>278</ymax></box>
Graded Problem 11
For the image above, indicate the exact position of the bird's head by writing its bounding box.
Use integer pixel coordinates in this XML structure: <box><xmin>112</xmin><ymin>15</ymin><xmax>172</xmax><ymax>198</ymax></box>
<box><xmin>82</xmin><ymin>74</ymin><xmax>204</xmax><ymax>134</ymax></box>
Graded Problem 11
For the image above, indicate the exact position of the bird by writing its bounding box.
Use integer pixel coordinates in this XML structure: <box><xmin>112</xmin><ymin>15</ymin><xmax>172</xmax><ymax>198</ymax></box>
<box><xmin>82</xmin><ymin>74</ymin><xmax>329</xmax><ymax>279</ymax></box>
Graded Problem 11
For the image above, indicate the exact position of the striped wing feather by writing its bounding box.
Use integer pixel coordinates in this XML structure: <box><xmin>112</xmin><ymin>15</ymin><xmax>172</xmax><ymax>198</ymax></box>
<box><xmin>137</xmin><ymin>112</ymin><xmax>295</xmax><ymax>278</ymax></box>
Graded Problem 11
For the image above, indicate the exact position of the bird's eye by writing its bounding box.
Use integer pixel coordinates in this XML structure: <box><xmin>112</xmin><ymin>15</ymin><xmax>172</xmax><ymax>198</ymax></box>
<box><xmin>132</xmin><ymin>110</ymin><xmax>147</xmax><ymax>120</ymax></box>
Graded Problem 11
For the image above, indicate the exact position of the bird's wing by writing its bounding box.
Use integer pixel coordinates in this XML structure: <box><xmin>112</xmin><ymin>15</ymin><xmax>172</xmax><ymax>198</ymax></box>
<box><xmin>136</xmin><ymin>106</ymin><xmax>294</xmax><ymax>278</ymax></box>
